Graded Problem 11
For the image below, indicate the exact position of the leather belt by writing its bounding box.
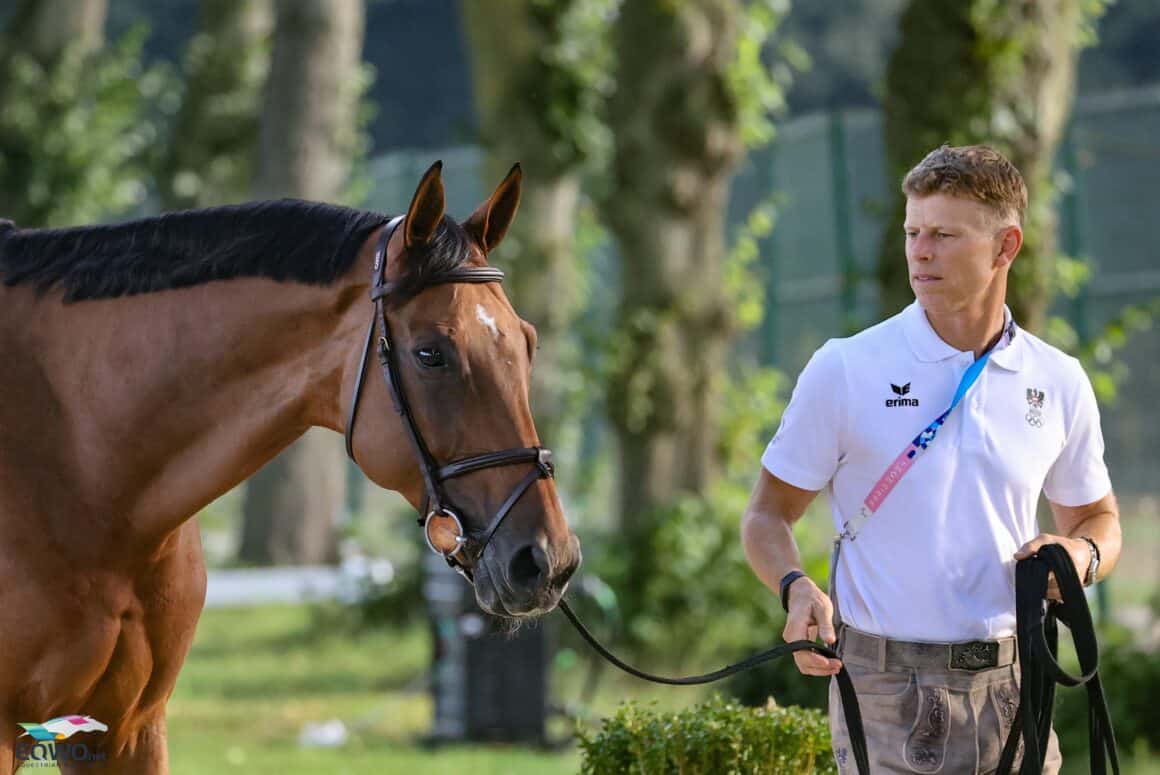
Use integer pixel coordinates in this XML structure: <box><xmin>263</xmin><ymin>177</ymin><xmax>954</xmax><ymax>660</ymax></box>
<box><xmin>839</xmin><ymin>625</ymin><xmax>1016</xmax><ymax>672</ymax></box>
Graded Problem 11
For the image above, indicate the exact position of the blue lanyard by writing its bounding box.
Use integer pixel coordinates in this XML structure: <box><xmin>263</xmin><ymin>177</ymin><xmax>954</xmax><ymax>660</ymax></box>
<box><xmin>911</xmin><ymin>350</ymin><xmax>992</xmax><ymax>455</ymax></box>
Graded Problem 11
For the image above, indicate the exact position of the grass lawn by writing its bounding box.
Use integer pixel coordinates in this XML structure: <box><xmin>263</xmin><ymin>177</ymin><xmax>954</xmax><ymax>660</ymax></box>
<box><xmin>165</xmin><ymin>605</ymin><xmax>585</xmax><ymax>774</ymax></box>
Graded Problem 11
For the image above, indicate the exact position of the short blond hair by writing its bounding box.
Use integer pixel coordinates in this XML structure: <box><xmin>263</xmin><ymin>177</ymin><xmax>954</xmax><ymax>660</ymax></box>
<box><xmin>902</xmin><ymin>144</ymin><xmax>1027</xmax><ymax>225</ymax></box>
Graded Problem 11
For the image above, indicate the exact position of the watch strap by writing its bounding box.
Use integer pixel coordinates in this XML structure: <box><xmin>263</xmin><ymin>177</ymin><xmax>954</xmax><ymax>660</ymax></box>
<box><xmin>1079</xmin><ymin>535</ymin><xmax>1101</xmax><ymax>586</ymax></box>
<box><xmin>780</xmin><ymin>570</ymin><xmax>807</xmax><ymax>612</ymax></box>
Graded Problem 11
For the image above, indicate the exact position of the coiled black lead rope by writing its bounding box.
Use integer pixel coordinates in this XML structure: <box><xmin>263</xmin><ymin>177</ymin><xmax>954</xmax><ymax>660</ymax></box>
<box><xmin>557</xmin><ymin>598</ymin><xmax>871</xmax><ymax>775</ymax></box>
<box><xmin>997</xmin><ymin>543</ymin><xmax>1119</xmax><ymax>774</ymax></box>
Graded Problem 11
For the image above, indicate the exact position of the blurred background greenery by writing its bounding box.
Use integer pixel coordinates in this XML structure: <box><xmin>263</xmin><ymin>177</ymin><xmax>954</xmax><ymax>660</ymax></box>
<box><xmin>1</xmin><ymin>0</ymin><xmax>1157</xmax><ymax>772</ymax></box>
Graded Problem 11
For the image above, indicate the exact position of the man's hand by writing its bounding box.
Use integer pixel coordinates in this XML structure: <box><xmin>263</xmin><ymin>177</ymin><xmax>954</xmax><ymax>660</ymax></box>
<box><xmin>782</xmin><ymin>576</ymin><xmax>843</xmax><ymax>676</ymax></box>
<box><xmin>1014</xmin><ymin>533</ymin><xmax>1091</xmax><ymax>601</ymax></box>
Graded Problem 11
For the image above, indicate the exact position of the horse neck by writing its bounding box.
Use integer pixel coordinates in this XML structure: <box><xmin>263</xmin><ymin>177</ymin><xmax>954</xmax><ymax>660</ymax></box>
<box><xmin>32</xmin><ymin>270</ymin><xmax>373</xmax><ymax>546</ymax></box>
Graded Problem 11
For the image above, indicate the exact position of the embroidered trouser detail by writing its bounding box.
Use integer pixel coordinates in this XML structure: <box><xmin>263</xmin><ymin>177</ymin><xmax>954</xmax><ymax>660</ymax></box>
<box><xmin>905</xmin><ymin>685</ymin><xmax>949</xmax><ymax>772</ymax></box>
<box><xmin>991</xmin><ymin>679</ymin><xmax>1025</xmax><ymax>766</ymax></box>
<box><xmin>829</xmin><ymin>658</ymin><xmax>1061</xmax><ymax>774</ymax></box>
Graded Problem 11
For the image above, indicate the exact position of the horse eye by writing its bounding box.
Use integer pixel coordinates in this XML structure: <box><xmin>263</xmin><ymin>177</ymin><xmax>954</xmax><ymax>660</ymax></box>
<box><xmin>415</xmin><ymin>347</ymin><xmax>446</xmax><ymax>368</ymax></box>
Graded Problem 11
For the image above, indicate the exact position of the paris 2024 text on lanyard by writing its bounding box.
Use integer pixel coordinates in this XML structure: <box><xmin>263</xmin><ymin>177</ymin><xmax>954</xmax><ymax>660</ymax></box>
<box><xmin>829</xmin><ymin>345</ymin><xmax>995</xmax><ymax>627</ymax></box>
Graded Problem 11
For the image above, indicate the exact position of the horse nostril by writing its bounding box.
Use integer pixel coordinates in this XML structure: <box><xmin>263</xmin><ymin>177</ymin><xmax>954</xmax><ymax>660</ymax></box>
<box><xmin>508</xmin><ymin>543</ymin><xmax>548</xmax><ymax>590</ymax></box>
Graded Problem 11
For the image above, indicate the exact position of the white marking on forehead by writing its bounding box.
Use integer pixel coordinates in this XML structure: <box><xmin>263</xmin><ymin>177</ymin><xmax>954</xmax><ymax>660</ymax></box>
<box><xmin>475</xmin><ymin>304</ymin><xmax>500</xmax><ymax>339</ymax></box>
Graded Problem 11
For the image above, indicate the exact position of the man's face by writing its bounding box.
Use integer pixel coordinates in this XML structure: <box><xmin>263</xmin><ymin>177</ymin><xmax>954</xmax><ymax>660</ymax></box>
<box><xmin>904</xmin><ymin>193</ymin><xmax>1018</xmax><ymax>314</ymax></box>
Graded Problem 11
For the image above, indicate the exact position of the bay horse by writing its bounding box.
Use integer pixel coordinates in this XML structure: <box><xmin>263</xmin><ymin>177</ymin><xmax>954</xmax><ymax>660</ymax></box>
<box><xmin>0</xmin><ymin>161</ymin><xmax>581</xmax><ymax>773</ymax></box>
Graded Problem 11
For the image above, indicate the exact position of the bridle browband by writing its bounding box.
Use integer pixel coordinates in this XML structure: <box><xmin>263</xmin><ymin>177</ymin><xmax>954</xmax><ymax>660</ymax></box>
<box><xmin>344</xmin><ymin>216</ymin><xmax>555</xmax><ymax>579</ymax></box>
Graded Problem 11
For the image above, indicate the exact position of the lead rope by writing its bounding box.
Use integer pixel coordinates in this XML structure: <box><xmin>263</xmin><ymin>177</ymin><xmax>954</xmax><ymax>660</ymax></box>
<box><xmin>997</xmin><ymin>543</ymin><xmax>1119</xmax><ymax>774</ymax></box>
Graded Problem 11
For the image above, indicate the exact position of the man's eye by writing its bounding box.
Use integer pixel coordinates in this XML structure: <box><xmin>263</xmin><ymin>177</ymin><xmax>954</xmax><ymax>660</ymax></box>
<box><xmin>415</xmin><ymin>347</ymin><xmax>446</xmax><ymax>368</ymax></box>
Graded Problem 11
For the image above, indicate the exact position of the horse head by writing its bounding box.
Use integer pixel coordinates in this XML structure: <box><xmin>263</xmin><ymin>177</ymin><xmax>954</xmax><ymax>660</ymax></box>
<box><xmin>346</xmin><ymin>162</ymin><xmax>581</xmax><ymax>619</ymax></box>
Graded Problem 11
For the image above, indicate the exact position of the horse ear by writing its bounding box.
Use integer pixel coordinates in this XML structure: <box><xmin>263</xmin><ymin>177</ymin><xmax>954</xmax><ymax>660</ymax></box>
<box><xmin>464</xmin><ymin>163</ymin><xmax>522</xmax><ymax>253</ymax></box>
<box><xmin>405</xmin><ymin>160</ymin><xmax>446</xmax><ymax>249</ymax></box>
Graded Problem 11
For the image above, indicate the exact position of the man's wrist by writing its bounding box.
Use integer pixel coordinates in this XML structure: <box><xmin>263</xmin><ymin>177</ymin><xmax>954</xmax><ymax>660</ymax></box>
<box><xmin>779</xmin><ymin>569</ymin><xmax>807</xmax><ymax>612</ymax></box>
<box><xmin>1079</xmin><ymin>535</ymin><xmax>1101</xmax><ymax>586</ymax></box>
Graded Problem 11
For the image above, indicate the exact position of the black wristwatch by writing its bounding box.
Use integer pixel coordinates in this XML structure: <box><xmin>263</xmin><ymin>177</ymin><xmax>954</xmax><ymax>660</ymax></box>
<box><xmin>1080</xmin><ymin>536</ymin><xmax>1101</xmax><ymax>587</ymax></box>
<box><xmin>779</xmin><ymin>570</ymin><xmax>807</xmax><ymax>612</ymax></box>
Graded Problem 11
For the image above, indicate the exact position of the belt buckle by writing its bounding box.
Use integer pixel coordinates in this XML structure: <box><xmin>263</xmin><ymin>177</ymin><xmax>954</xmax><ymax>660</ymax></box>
<box><xmin>949</xmin><ymin>640</ymin><xmax>999</xmax><ymax>671</ymax></box>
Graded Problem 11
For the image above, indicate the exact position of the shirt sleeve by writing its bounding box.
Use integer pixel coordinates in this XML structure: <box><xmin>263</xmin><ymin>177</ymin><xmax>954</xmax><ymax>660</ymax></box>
<box><xmin>761</xmin><ymin>340</ymin><xmax>845</xmax><ymax>491</ymax></box>
<box><xmin>1042</xmin><ymin>362</ymin><xmax>1113</xmax><ymax>506</ymax></box>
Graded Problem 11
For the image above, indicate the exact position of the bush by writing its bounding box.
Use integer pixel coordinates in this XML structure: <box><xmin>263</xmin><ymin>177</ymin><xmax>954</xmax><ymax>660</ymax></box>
<box><xmin>577</xmin><ymin>695</ymin><xmax>836</xmax><ymax>775</ymax></box>
<box><xmin>1053</xmin><ymin>637</ymin><xmax>1160</xmax><ymax>762</ymax></box>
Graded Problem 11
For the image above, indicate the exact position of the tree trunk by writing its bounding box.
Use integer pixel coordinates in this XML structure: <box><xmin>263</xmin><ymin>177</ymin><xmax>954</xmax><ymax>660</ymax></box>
<box><xmin>239</xmin><ymin>429</ymin><xmax>348</xmax><ymax>565</ymax></box>
<box><xmin>999</xmin><ymin>2</ymin><xmax>1084</xmax><ymax>333</ymax></box>
<box><xmin>601</xmin><ymin>0</ymin><xmax>745</xmax><ymax>525</ymax></box>
<box><xmin>459</xmin><ymin>0</ymin><xmax>595</xmax><ymax>446</ymax></box>
<box><xmin>878</xmin><ymin>0</ymin><xmax>1091</xmax><ymax>333</ymax></box>
<box><xmin>1</xmin><ymin>0</ymin><xmax>107</xmax><ymax>66</ymax></box>
<box><xmin>253</xmin><ymin>0</ymin><xmax>365</xmax><ymax>201</ymax></box>
<box><xmin>238</xmin><ymin>0</ymin><xmax>366</xmax><ymax>566</ymax></box>
<box><xmin>158</xmin><ymin>0</ymin><xmax>273</xmax><ymax>210</ymax></box>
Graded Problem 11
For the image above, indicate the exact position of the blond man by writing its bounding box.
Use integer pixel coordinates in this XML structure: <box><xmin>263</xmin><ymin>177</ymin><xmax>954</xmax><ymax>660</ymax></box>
<box><xmin>741</xmin><ymin>145</ymin><xmax>1120</xmax><ymax>773</ymax></box>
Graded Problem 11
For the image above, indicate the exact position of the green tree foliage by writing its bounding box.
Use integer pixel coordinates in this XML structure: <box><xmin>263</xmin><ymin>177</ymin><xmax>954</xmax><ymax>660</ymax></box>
<box><xmin>155</xmin><ymin>0</ymin><xmax>272</xmax><ymax>209</ymax></box>
<box><xmin>466</xmin><ymin>0</ymin><xmax>617</xmax><ymax>178</ymax></box>
<box><xmin>877</xmin><ymin>0</ymin><xmax>1107</xmax><ymax>332</ymax></box>
<box><xmin>0</xmin><ymin>28</ymin><xmax>168</xmax><ymax>226</ymax></box>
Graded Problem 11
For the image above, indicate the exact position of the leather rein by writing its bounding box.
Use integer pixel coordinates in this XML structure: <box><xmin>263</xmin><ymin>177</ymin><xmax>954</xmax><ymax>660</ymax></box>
<box><xmin>342</xmin><ymin>215</ymin><xmax>871</xmax><ymax>775</ymax></box>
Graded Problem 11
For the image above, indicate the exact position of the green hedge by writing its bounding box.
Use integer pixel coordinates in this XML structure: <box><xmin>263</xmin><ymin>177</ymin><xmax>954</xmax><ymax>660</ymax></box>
<box><xmin>1054</xmin><ymin>637</ymin><xmax>1160</xmax><ymax>762</ymax></box>
<box><xmin>578</xmin><ymin>696</ymin><xmax>836</xmax><ymax>775</ymax></box>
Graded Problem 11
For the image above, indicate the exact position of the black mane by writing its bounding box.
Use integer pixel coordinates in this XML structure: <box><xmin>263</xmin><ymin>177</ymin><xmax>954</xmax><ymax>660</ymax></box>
<box><xmin>0</xmin><ymin>200</ymin><xmax>391</xmax><ymax>303</ymax></box>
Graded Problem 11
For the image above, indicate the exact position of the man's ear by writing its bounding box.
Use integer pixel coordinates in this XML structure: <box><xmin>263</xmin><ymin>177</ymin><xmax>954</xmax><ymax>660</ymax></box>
<box><xmin>404</xmin><ymin>161</ymin><xmax>446</xmax><ymax>249</ymax></box>
<box><xmin>463</xmin><ymin>163</ymin><xmax>522</xmax><ymax>253</ymax></box>
<box><xmin>995</xmin><ymin>224</ymin><xmax>1023</xmax><ymax>269</ymax></box>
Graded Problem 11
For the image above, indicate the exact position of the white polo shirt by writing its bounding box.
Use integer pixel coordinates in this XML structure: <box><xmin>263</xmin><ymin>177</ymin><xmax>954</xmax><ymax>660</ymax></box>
<box><xmin>762</xmin><ymin>301</ymin><xmax>1112</xmax><ymax>642</ymax></box>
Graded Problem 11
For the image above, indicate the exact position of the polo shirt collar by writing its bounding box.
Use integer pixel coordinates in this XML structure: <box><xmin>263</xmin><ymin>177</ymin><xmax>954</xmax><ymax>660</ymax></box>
<box><xmin>902</xmin><ymin>301</ymin><xmax>1023</xmax><ymax>371</ymax></box>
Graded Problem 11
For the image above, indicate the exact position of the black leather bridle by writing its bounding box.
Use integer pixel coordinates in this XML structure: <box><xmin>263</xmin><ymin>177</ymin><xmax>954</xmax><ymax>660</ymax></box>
<box><xmin>344</xmin><ymin>216</ymin><xmax>555</xmax><ymax>579</ymax></box>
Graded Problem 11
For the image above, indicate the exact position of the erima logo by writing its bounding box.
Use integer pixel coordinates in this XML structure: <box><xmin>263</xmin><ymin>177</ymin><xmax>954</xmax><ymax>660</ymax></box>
<box><xmin>885</xmin><ymin>382</ymin><xmax>919</xmax><ymax>407</ymax></box>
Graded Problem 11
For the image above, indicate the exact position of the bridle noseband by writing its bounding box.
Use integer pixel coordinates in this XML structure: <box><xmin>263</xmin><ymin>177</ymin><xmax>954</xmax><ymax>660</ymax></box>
<box><xmin>344</xmin><ymin>216</ymin><xmax>555</xmax><ymax>580</ymax></box>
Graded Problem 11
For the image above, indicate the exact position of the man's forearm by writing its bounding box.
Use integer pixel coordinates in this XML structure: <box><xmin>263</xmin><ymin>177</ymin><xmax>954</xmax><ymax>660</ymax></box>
<box><xmin>1066</xmin><ymin>510</ymin><xmax>1121</xmax><ymax>582</ymax></box>
<box><xmin>741</xmin><ymin>507</ymin><xmax>805</xmax><ymax>596</ymax></box>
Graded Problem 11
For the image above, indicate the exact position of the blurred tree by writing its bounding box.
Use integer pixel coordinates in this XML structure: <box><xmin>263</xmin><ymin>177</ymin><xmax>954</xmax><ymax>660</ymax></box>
<box><xmin>2</xmin><ymin>0</ymin><xmax>107</xmax><ymax>64</ymax></box>
<box><xmin>0</xmin><ymin>0</ymin><xmax>162</xmax><ymax>226</ymax></box>
<box><xmin>598</xmin><ymin>0</ymin><xmax>793</xmax><ymax>581</ymax></box>
<box><xmin>877</xmin><ymin>0</ymin><xmax>1107</xmax><ymax>332</ymax></box>
<box><xmin>156</xmin><ymin>0</ymin><xmax>273</xmax><ymax>210</ymax></box>
<box><xmin>460</xmin><ymin>0</ymin><xmax>615</xmax><ymax>447</ymax></box>
<box><xmin>238</xmin><ymin>0</ymin><xmax>367</xmax><ymax>566</ymax></box>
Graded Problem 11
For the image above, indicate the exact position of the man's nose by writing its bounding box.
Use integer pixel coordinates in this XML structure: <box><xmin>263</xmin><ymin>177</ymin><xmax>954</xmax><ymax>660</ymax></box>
<box><xmin>908</xmin><ymin>236</ymin><xmax>932</xmax><ymax>261</ymax></box>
